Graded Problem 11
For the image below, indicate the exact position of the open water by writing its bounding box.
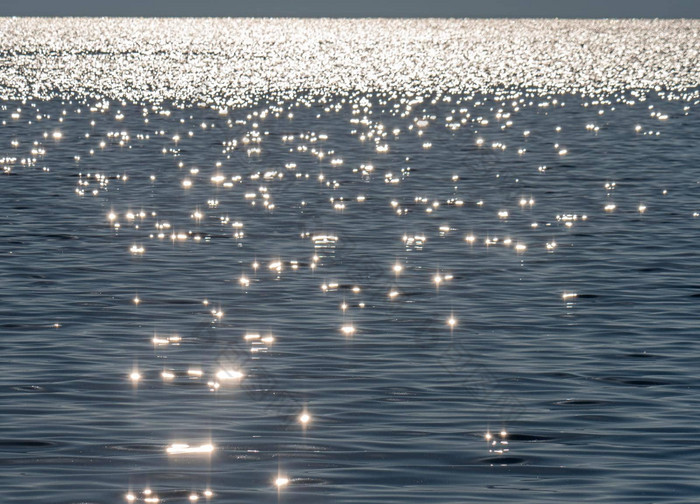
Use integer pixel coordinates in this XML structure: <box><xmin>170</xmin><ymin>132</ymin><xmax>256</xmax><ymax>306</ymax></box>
<box><xmin>1</xmin><ymin>18</ymin><xmax>699</xmax><ymax>503</ymax></box>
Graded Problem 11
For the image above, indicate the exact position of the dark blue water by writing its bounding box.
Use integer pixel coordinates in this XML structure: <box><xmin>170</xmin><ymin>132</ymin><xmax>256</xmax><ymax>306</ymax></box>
<box><xmin>1</xmin><ymin>89</ymin><xmax>699</xmax><ymax>503</ymax></box>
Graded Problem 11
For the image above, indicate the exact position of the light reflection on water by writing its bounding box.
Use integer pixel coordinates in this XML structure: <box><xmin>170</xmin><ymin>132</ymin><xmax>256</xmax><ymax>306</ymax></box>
<box><xmin>1</xmin><ymin>17</ymin><xmax>700</xmax><ymax>504</ymax></box>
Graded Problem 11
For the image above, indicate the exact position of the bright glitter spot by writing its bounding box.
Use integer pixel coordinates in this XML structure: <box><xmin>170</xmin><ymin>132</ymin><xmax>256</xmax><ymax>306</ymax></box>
<box><xmin>216</xmin><ymin>369</ymin><xmax>244</xmax><ymax>380</ymax></box>
<box><xmin>166</xmin><ymin>443</ymin><xmax>214</xmax><ymax>455</ymax></box>
<box><xmin>275</xmin><ymin>477</ymin><xmax>289</xmax><ymax>488</ymax></box>
<box><xmin>152</xmin><ymin>335</ymin><xmax>170</xmax><ymax>345</ymax></box>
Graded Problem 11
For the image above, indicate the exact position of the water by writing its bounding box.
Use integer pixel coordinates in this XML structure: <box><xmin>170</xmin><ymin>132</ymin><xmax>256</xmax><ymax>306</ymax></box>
<box><xmin>1</xmin><ymin>18</ymin><xmax>700</xmax><ymax>504</ymax></box>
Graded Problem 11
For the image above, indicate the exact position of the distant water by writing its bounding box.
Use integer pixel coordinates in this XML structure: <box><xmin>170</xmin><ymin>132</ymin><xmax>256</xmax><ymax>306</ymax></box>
<box><xmin>1</xmin><ymin>18</ymin><xmax>700</xmax><ymax>504</ymax></box>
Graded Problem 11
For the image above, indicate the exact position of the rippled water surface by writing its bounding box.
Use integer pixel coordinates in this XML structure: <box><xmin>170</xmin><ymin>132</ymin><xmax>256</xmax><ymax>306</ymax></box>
<box><xmin>1</xmin><ymin>18</ymin><xmax>700</xmax><ymax>504</ymax></box>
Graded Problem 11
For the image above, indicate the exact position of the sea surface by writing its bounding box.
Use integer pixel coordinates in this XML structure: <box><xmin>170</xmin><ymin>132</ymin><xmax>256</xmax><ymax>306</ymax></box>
<box><xmin>1</xmin><ymin>18</ymin><xmax>700</xmax><ymax>504</ymax></box>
